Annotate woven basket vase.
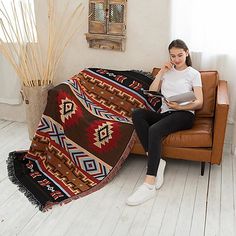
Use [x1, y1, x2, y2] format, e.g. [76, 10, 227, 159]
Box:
[21, 84, 53, 140]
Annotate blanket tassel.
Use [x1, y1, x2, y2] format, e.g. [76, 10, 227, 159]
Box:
[6, 151, 43, 211]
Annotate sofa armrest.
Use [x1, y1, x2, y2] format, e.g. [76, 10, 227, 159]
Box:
[211, 80, 229, 164]
[151, 67, 161, 77]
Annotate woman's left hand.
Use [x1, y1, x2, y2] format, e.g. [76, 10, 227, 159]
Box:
[165, 101, 181, 110]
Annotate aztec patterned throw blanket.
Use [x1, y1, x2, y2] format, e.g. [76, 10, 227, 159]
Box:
[7, 68, 161, 211]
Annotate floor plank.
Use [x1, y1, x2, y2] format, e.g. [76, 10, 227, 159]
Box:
[233, 149, 236, 235]
[219, 144, 235, 236]
[157, 160, 190, 236]
[0, 178, 18, 207]
[111, 160, 149, 236]
[204, 162, 222, 236]
[0, 120, 13, 129]
[174, 161, 202, 236]
[189, 163, 210, 236]
[143, 159, 179, 236]
[0, 185, 38, 236]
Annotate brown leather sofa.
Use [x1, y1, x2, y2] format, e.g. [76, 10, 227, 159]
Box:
[130, 68, 229, 175]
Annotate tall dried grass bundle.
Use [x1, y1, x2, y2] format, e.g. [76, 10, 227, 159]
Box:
[0, 0, 83, 87]
[0, 0, 83, 139]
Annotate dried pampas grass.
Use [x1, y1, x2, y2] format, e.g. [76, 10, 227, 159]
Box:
[0, 0, 84, 87]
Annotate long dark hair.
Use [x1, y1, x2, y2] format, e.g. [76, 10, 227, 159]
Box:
[168, 39, 192, 67]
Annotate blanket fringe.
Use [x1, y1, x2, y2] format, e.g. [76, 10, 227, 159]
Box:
[6, 151, 43, 211]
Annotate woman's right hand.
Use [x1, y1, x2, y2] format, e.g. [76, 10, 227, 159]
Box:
[150, 61, 173, 91]
[159, 62, 174, 74]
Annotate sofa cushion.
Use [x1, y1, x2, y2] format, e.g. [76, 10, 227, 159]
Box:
[162, 118, 213, 148]
[195, 71, 218, 117]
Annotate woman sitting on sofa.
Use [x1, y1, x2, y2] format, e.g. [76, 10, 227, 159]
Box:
[126, 39, 203, 206]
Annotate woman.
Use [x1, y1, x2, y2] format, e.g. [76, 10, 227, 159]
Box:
[126, 39, 203, 206]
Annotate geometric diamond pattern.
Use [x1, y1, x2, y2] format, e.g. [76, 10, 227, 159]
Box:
[83, 159, 97, 171]
[93, 121, 113, 148]
[57, 91, 83, 129]
[80, 158, 108, 180]
[59, 97, 77, 123]
[86, 119, 121, 153]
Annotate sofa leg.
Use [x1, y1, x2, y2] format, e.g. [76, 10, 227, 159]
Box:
[201, 162, 205, 176]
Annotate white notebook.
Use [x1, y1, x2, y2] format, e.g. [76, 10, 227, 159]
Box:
[143, 90, 196, 103]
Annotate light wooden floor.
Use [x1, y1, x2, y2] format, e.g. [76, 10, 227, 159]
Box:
[0, 120, 235, 236]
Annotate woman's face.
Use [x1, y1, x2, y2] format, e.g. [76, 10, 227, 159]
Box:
[169, 47, 188, 70]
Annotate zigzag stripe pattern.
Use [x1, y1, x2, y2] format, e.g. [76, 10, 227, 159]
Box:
[65, 79, 132, 124]
[82, 73, 144, 107]
[83, 68, 157, 111]
[68, 79, 131, 122]
[65, 143, 87, 166]
[38, 115, 111, 180]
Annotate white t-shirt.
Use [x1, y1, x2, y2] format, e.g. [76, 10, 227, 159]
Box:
[160, 66, 202, 113]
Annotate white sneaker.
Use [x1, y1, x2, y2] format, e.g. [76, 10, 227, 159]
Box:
[155, 159, 166, 189]
[126, 183, 156, 206]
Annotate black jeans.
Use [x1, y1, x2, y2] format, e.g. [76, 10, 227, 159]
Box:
[132, 108, 195, 176]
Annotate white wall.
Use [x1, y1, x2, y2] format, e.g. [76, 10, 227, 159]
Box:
[0, 55, 25, 122]
[54, 0, 171, 84]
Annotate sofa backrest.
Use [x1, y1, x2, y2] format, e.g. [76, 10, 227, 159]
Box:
[196, 71, 218, 117]
[151, 68, 219, 118]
